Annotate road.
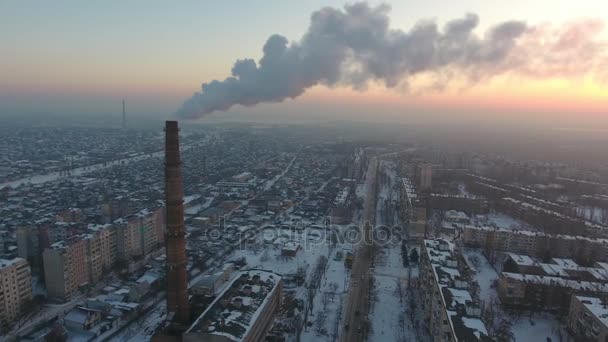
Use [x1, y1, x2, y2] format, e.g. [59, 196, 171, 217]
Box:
[340, 156, 378, 342]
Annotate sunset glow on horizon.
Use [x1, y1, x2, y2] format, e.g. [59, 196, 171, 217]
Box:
[1, 0, 607, 124]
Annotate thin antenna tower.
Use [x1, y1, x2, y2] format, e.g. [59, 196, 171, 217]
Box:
[122, 99, 126, 129]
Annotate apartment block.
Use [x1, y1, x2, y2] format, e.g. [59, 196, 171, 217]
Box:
[462, 225, 608, 262]
[114, 207, 164, 261]
[568, 296, 608, 341]
[419, 239, 492, 342]
[85, 224, 117, 284]
[184, 270, 283, 342]
[0, 258, 33, 324]
[43, 236, 90, 302]
[417, 163, 433, 191]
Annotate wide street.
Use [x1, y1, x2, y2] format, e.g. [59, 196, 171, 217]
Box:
[340, 156, 378, 342]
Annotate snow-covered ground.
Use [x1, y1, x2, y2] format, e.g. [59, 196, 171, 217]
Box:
[471, 212, 536, 231]
[368, 158, 429, 341]
[511, 313, 564, 342]
[370, 242, 424, 341]
[300, 249, 348, 342]
[577, 205, 607, 224]
[463, 248, 569, 341]
[462, 248, 499, 306]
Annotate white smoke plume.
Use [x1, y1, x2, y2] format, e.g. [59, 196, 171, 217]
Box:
[177, 2, 608, 118]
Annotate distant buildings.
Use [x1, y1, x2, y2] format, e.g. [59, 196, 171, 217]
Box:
[462, 225, 608, 263]
[16, 225, 41, 265]
[399, 177, 427, 241]
[0, 258, 33, 324]
[416, 163, 433, 191]
[184, 270, 283, 342]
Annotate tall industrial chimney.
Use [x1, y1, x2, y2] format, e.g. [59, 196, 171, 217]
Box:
[164, 120, 190, 324]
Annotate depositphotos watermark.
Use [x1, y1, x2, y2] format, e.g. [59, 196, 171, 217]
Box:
[203, 222, 404, 251]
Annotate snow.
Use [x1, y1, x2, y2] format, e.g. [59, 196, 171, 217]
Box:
[447, 288, 472, 306]
[463, 249, 499, 305]
[578, 205, 607, 224]
[462, 317, 488, 339]
[462, 248, 570, 341]
[511, 313, 563, 342]
[472, 212, 534, 231]
[299, 248, 348, 342]
[368, 159, 427, 341]
[369, 242, 423, 341]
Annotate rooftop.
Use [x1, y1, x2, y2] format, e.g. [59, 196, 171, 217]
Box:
[576, 296, 608, 329]
[186, 269, 282, 341]
[423, 239, 491, 342]
[0, 257, 26, 269]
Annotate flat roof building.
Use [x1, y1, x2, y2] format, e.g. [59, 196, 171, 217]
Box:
[184, 269, 283, 342]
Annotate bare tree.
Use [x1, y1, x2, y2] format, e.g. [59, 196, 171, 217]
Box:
[395, 279, 404, 304]
[395, 310, 410, 342]
[322, 291, 331, 310]
[328, 282, 339, 302]
[314, 311, 327, 336]
[408, 294, 417, 324]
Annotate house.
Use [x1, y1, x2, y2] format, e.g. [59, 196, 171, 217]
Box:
[281, 242, 302, 257]
[64, 306, 103, 331]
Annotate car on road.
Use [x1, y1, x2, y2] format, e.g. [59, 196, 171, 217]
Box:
[352, 280, 358, 287]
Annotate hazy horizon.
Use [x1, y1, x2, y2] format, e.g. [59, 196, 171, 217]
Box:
[1, 0, 607, 128]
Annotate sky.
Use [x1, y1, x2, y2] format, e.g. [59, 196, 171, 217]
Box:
[1, 0, 607, 126]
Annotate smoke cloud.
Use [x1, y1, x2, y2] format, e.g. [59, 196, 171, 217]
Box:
[177, 2, 608, 119]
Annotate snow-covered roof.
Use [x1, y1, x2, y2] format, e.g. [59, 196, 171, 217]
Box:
[0, 257, 27, 269]
[502, 272, 608, 292]
[186, 269, 282, 341]
[423, 239, 491, 341]
[576, 296, 608, 329]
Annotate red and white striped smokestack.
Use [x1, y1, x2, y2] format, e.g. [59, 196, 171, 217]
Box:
[164, 120, 190, 324]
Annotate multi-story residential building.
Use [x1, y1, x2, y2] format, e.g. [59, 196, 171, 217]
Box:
[462, 225, 608, 262]
[43, 236, 89, 302]
[567, 296, 608, 341]
[428, 193, 489, 215]
[135, 208, 158, 256]
[498, 270, 608, 312]
[419, 239, 492, 342]
[0, 258, 33, 324]
[16, 226, 40, 263]
[114, 207, 164, 261]
[84, 224, 116, 284]
[417, 163, 433, 191]
[500, 197, 606, 237]
[399, 177, 428, 242]
[184, 270, 283, 342]
[500, 253, 608, 313]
